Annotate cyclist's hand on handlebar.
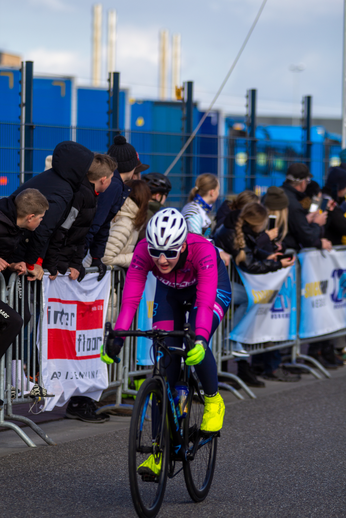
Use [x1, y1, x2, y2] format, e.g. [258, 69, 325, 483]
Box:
[107, 335, 124, 359]
[100, 344, 119, 364]
[100, 327, 124, 364]
[186, 341, 206, 366]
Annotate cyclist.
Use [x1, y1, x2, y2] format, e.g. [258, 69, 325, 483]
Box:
[101, 208, 231, 475]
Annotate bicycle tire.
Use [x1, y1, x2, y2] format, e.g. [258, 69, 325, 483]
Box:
[183, 377, 218, 502]
[128, 378, 169, 518]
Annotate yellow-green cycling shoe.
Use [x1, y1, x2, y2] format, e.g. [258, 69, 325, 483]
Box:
[137, 453, 162, 477]
[200, 392, 225, 432]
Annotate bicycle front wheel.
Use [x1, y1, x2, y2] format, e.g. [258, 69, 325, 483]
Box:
[128, 378, 169, 518]
[183, 378, 218, 502]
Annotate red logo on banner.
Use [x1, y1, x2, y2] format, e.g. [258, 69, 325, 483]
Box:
[47, 298, 104, 360]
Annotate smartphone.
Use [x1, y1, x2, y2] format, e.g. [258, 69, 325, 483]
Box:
[320, 198, 328, 212]
[280, 253, 294, 261]
[309, 196, 321, 213]
[268, 215, 277, 230]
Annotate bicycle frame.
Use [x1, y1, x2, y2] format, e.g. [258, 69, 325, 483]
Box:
[111, 325, 217, 465]
[152, 338, 190, 464]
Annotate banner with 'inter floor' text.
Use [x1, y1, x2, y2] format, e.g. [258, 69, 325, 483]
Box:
[40, 272, 110, 411]
[230, 264, 297, 344]
[299, 248, 346, 338]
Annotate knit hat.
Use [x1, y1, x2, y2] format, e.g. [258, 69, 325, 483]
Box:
[325, 166, 346, 190]
[263, 186, 289, 210]
[107, 135, 138, 173]
[286, 163, 312, 181]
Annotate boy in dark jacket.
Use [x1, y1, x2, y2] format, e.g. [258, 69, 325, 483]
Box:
[43, 154, 116, 281]
[84, 136, 138, 277]
[10, 141, 95, 281]
[0, 188, 49, 399]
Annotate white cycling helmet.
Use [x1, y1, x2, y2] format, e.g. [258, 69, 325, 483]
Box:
[146, 208, 188, 250]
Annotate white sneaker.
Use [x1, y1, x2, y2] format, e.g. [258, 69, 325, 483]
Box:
[232, 342, 250, 358]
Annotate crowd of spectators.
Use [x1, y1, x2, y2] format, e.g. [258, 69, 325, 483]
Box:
[0, 137, 345, 417]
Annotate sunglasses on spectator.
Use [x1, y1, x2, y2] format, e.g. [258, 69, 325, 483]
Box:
[148, 246, 182, 259]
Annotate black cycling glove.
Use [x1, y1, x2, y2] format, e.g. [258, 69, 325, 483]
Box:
[91, 258, 107, 281]
[77, 265, 86, 283]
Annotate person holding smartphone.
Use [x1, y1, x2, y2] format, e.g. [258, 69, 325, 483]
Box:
[281, 163, 332, 251]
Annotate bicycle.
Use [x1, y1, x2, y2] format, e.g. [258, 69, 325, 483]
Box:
[110, 324, 219, 518]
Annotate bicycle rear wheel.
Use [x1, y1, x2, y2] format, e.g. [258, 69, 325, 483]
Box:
[128, 378, 169, 518]
[183, 376, 218, 502]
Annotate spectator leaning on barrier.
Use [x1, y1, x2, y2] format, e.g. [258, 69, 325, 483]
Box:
[281, 163, 332, 252]
[10, 141, 95, 281]
[43, 154, 116, 282]
[102, 179, 151, 268]
[214, 202, 296, 386]
[213, 191, 261, 386]
[84, 136, 137, 277]
[253, 186, 300, 382]
[0, 188, 49, 403]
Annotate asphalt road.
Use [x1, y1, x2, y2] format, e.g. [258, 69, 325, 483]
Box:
[0, 368, 345, 518]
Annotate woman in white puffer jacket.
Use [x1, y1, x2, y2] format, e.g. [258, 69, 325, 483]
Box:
[102, 179, 151, 268]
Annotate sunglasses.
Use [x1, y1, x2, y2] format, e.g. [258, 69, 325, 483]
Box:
[148, 246, 182, 259]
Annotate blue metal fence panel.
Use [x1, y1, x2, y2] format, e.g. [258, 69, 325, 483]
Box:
[0, 69, 21, 195]
[32, 77, 73, 173]
[76, 87, 127, 152]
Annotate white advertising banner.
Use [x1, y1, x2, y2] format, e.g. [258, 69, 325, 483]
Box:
[299, 249, 346, 338]
[230, 265, 297, 344]
[40, 272, 111, 411]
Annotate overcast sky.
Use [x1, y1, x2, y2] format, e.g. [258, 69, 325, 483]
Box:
[0, 0, 343, 118]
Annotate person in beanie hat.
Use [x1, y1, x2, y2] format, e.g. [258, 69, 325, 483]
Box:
[280, 163, 331, 251]
[84, 136, 137, 277]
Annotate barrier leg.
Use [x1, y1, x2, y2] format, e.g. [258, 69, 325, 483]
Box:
[217, 372, 256, 399]
[283, 361, 322, 380]
[0, 416, 36, 448]
[297, 354, 331, 379]
[5, 412, 56, 445]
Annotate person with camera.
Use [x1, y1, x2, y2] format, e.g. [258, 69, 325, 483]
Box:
[280, 163, 331, 252]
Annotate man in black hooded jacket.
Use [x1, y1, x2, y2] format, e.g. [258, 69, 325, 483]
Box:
[10, 141, 95, 280]
[281, 163, 331, 251]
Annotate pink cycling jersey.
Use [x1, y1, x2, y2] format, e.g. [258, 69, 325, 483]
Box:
[114, 233, 219, 342]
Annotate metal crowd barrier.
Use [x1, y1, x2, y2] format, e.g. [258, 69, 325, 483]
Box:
[285, 246, 346, 379]
[0, 273, 55, 447]
[2, 247, 344, 448]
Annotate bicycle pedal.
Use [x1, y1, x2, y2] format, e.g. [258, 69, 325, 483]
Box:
[200, 430, 220, 438]
[140, 473, 159, 483]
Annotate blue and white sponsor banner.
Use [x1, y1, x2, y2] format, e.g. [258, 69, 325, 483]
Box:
[40, 272, 110, 411]
[136, 272, 156, 365]
[230, 265, 296, 344]
[299, 249, 346, 338]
